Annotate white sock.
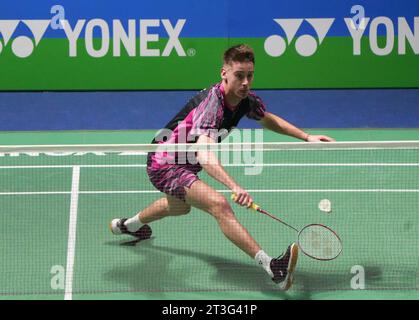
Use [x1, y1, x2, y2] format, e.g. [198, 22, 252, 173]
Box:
[255, 250, 273, 277]
[124, 213, 144, 232]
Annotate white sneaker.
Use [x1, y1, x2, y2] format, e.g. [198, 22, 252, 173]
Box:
[109, 218, 152, 239]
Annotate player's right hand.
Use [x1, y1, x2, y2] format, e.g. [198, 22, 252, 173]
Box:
[232, 187, 253, 208]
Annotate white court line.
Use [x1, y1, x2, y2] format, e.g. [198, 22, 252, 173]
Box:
[0, 191, 70, 195]
[80, 189, 419, 193]
[1, 189, 419, 196]
[0, 140, 418, 151]
[0, 163, 418, 169]
[64, 166, 80, 301]
[224, 163, 419, 167]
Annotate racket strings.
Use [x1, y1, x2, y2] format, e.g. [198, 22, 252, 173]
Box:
[298, 224, 342, 260]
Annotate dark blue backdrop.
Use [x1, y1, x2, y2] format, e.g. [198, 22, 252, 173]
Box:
[0, 89, 418, 130]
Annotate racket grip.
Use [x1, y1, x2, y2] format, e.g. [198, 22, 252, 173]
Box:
[230, 193, 260, 210]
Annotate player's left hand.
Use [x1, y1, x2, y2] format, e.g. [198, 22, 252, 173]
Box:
[306, 135, 335, 142]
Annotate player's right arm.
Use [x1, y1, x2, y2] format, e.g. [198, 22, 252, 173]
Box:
[196, 134, 252, 207]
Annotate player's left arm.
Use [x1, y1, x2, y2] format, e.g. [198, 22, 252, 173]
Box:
[258, 112, 335, 142]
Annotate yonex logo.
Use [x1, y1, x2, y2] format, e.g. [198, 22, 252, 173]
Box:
[60, 19, 187, 58]
[0, 20, 50, 58]
[0, 18, 188, 58]
[264, 18, 334, 57]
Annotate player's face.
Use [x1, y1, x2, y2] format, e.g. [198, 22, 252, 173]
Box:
[222, 61, 254, 100]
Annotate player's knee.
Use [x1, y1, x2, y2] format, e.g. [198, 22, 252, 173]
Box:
[209, 196, 233, 217]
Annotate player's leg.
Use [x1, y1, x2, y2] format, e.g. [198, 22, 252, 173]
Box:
[137, 194, 191, 223]
[185, 180, 298, 291]
[110, 195, 190, 236]
[184, 180, 261, 258]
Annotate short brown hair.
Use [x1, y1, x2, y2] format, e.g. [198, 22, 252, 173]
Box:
[223, 44, 255, 65]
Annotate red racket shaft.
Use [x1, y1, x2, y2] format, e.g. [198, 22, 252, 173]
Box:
[231, 194, 299, 233]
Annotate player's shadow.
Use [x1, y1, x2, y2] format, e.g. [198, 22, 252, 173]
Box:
[104, 238, 294, 297]
[280, 264, 418, 300]
[104, 238, 373, 300]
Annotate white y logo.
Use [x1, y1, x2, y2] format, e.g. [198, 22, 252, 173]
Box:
[0, 20, 50, 58]
[264, 18, 334, 57]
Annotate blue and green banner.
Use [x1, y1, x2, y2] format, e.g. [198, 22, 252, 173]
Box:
[0, 0, 418, 90]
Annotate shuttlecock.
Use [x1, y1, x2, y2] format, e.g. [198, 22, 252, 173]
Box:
[318, 199, 332, 213]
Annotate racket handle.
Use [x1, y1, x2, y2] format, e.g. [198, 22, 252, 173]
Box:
[230, 193, 260, 210]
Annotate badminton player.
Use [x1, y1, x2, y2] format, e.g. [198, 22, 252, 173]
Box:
[110, 44, 334, 291]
